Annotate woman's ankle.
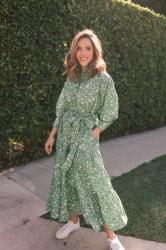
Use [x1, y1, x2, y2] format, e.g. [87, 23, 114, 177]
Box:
[107, 232, 116, 240]
[70, 214, 79, 224]
[103, 224, 116, 240]
[107, 234, 116, 240]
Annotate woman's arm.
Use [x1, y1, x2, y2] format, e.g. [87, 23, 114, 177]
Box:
[52, 85, 67, 129]
[97, 73, 119, 132]
[48, 127, 58, 139]
[45, 82, 67, 154]
[45, 127, 58, 155]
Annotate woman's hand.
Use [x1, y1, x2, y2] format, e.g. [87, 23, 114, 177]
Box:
[45, 127, 58, 155]
[92, 127, 102, 140]
[45, 136, 55, 155]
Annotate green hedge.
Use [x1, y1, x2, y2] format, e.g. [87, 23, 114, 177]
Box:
[0, 0, 166, 170]
[131, 0, 166, 16]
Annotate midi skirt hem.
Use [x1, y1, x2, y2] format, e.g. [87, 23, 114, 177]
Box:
[46, 204, 128, 232]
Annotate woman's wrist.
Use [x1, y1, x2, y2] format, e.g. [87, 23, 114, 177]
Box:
[49, 127, 58, 139]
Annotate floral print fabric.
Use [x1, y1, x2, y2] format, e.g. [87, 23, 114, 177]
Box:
[46, 71, 128, 232]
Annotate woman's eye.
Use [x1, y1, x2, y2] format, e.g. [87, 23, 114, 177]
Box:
[77, 47, 91, 51]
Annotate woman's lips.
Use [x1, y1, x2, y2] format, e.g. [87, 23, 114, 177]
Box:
[80, 57, 88, 61]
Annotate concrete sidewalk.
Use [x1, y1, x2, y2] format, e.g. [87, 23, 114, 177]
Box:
[0, 126, 166, 250]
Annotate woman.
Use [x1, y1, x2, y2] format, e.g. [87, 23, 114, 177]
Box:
[45, 29, 128, 250]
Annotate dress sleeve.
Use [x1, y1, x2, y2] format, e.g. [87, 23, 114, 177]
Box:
[97, 73, 119, 132]
[52, 83, 67, 129]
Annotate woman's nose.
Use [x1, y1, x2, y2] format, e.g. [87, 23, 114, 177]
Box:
[80, 49, 87, 56]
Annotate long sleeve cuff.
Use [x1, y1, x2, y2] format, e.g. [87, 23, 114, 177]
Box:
[98, 116, 118, 132]
[52, 117, 60, 129]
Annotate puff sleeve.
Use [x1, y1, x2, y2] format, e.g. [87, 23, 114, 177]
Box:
[97, 73, 119, 132]
[52, 83, 67, 129]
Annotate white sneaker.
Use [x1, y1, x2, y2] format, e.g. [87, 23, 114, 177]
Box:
[107, 235, 125, 250]
[56, 217, 80, 239]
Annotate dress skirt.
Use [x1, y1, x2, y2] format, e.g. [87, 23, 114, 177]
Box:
[46, 110, 128, 232]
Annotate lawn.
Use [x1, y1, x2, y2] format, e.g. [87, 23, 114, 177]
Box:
[114, 154, 166, 243]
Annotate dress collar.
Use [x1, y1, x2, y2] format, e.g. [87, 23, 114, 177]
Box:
[80, 65, 91, 80]
[80, 70, 89, 80]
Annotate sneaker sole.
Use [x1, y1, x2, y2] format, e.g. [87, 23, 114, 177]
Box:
[56, 227, 80, 239]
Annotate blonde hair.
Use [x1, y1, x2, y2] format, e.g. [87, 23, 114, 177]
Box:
[64, 29, 106, 81]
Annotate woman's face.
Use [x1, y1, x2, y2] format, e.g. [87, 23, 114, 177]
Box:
[76, 37, 94, 70]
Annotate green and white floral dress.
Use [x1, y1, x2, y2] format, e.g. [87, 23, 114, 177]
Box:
[46, 70, 128, 232]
